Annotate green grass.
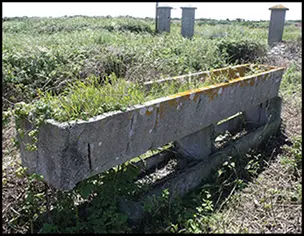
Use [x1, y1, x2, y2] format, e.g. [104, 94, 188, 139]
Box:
[5, 16, 293, 108]
[8, 64, 270, 124]
[4, 17, 300, 110]
[280, 62, 302, 98]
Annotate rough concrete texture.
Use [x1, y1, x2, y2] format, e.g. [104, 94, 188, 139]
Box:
[243, 101, 269, 128]
[214, 112, 244, 135]
[18, 119, 39, 173]
[157, 6, 172, 33]
[268, 8, 288, 46]
[175, 124, 213, 160]
[133, 150, 173, 177]
[19, 65, 285, 190]
[181, 7, 196, 38]
[119, 98, 282, 222]
[175, 96, 281, 163]
[144, 64, 250, 90]
[244, 95, 282, 127]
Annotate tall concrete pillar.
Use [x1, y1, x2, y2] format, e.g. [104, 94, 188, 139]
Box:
[268, 4, 289, 46]
[156, 6, 173, 33]
[181, 7, 197, 38]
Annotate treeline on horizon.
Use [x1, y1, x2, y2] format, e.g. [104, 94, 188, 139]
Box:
[2, 15, 302, 23]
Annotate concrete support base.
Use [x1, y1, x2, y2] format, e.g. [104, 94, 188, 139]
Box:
[174, 97, 282, 168]
[119, 100, 282, 222]
[175, 124, 214, 161]
[243, 96, 282, 128]
[243, 101, 269, 128]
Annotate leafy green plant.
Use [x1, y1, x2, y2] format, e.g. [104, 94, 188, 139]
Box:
[280, 63, 302, 97]
[11, 161, 144, 234]
[217, 39, 267, 64]
[281, 135, 302, 170]
[4, 15, 291, 109]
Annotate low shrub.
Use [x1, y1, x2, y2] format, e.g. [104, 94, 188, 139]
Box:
[217, 39, 267, 64]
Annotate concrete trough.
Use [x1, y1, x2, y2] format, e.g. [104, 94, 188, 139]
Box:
[18, 64, 285, 190]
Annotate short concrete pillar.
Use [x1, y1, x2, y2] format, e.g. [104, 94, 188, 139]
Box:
[175, 124, 214, 162]
[243, 96, 282, 128]
[156, 6, 173, 33]
[268, 4, 289, 46]
[181, 7, 197, 38]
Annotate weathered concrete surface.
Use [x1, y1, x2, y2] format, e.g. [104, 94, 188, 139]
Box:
[18, 119, 37, 173]
[144, 64, 273, 90]
[243, 101, 268, 128]
[133, 150, 173, 177]
[181, 7, 197, 38]
[19, 65, 285, 190]
[175, 125, 213, 160]
[19, 119, 72, 189]
[174, 97, 281, 168]
[268, 5, 289, 46]
[214, 112, 244, 135]
[119, 108, 282, 222]
[157, 6, 172, 33]
[244, 96, 282, 128]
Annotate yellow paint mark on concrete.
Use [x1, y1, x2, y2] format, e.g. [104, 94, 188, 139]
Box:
[167, 98, 179, 107]
[249, 78, 255, 86]
[193, 93, 200, 102]
[128, 111, 134, 120]
[159, 103, 166, 120]
[146, 109, 153, 116]
[162, 66, 284, 112]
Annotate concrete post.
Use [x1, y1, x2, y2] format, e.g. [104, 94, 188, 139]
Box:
[156, 6, 173, 33]
[155, 2, 159, 33]
[268, 4, 289, 46]
[181, 7, 197, 38]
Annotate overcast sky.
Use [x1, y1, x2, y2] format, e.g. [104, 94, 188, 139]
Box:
[2, 2, 302, 21]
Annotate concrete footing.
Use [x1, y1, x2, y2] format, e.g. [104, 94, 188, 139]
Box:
[119, 97, 282, 222]
[175, 124, 214, 161]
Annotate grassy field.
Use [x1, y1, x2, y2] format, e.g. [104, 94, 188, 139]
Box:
[3, 17, 300, 109]
[2, 16, 302, 234]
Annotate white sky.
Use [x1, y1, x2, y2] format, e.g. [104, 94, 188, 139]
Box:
[2, 2, 302, 21]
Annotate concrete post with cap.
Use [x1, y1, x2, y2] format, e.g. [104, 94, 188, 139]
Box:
[156, 6, 173, 33]
[181, 7, 197, 38]
[268, 4, 289, 46]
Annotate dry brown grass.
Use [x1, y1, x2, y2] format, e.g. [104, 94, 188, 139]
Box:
[208, 132, 302, 233]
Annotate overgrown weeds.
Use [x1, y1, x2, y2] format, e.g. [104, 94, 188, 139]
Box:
[4, 16, 289, 109]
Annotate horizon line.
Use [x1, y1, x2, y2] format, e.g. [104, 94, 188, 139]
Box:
[2, 15, 302, 22]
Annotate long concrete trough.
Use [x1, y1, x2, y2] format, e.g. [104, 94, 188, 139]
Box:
[18, 64, 285, 190]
